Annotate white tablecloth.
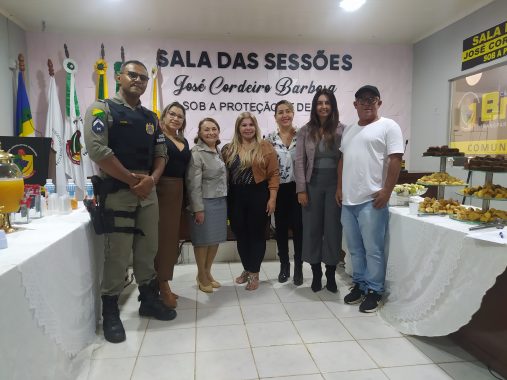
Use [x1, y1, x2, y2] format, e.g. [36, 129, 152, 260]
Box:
[379, 207, 507, 336]
[0, 208, 102, 380]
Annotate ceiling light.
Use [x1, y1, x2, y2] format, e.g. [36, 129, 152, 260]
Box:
[465, 72, 482, 86]
[339, 0, 366, 12]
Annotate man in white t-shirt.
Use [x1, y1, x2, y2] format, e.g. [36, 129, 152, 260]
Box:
[336, 85, 404, 313]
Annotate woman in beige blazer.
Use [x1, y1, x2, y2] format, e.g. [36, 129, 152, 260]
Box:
[186, 118, 228, 293]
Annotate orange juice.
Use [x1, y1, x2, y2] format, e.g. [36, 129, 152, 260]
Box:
[0, 178, 24, 213]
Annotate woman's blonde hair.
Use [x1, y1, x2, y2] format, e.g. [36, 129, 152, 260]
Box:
[274, 99, 294, 115]
[225, 112, 264, 170]
[274, 99, 296, 134]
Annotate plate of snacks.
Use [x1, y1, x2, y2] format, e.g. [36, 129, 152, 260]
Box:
[422, 145, 465, 157]
[417, 197, 462, 215]
[391, 184, 428, 206]
[417, 172, 466, 186]
[450, 207, 507, 223]
[464, 155, 507, 172]
[393, 183, 428, 197]
[458, 184, 507, 200]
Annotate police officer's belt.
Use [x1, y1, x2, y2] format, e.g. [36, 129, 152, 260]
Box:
[85, 175, 144, 236]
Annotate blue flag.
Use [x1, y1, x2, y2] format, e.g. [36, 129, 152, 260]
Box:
[15, 71, 35, 137]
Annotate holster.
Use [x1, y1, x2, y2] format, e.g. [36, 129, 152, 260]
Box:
[85, 175, 144, 236]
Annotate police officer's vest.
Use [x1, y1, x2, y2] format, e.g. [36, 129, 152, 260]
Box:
[105, 99, 158, 172]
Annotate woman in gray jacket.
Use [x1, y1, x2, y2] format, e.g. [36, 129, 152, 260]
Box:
[294, 88, 344, 293]
[186, 118, 228, 293]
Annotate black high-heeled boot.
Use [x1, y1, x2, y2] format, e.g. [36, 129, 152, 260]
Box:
[325, 265, 338, 293]
[311, 264, 323, 292]
[278, 261, 290, 283]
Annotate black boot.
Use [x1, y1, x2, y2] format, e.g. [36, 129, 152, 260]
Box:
[138, 279, 177, 321]
[293, 261, 303, 286]
[311, 264, 323, 292]
[278, 261, 290, 283]
[325, 265, 338, 293]
[101, 295, 126, 343]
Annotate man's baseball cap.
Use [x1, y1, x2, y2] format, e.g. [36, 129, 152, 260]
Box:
[355, 85, 380, 98]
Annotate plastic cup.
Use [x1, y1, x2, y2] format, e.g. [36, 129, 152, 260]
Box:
[58, 195, 72, 214]
[409, 202, 419, 215]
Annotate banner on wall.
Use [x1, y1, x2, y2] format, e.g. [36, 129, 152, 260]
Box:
[450, 63, 507, 155]
[26, 37, 413, 150]
[461, 20, 507, 71]
[0, 137, 51, 184]
[151, 48, 353, 140]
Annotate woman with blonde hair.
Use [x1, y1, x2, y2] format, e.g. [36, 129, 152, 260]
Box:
[156, 102, 191, 307]
[223, 112, 280, 290]
[186, 118, 228, 293]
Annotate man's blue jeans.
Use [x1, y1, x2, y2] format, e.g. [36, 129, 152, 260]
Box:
[341, 201, 389, 293]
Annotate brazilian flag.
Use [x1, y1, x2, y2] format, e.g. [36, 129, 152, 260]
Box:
[15, 71, 35, 137]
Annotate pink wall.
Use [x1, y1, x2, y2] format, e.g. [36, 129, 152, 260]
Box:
[26, 32, 412, 149]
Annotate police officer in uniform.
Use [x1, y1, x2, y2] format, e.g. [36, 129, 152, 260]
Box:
[84, 60, 176, 343]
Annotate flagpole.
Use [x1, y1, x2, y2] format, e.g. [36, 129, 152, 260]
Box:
[47, 59, 54, 77]
[18, 53, 26, 84]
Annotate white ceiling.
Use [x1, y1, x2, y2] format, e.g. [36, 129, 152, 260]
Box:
[0, 0, 496, 44]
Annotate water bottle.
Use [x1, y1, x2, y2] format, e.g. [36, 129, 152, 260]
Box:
[84, 180, 96, 208]
[44, 179, 57, 215]
[44, 179, 55, 195]
[66, 180, 78, 210]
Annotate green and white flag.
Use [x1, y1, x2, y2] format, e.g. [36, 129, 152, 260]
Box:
[63, 58, 96, 191]
[114, 61, 122, 93]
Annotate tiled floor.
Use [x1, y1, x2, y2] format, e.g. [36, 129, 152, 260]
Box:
[80, 261, 504, 380]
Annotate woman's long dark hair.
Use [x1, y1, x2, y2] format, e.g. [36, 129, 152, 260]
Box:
[308, 88, 339, 149]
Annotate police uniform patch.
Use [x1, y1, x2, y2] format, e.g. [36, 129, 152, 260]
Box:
[92, 108, 105, 119]
[92, 117, 105, 134]
[156, 133, 166, 143]
[146, 122, 155, 135]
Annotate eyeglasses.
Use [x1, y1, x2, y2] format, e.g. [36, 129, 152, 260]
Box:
[124, 71, 150, 82]
[357, 97, 379, 105]
[167, 111, 184, 121]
